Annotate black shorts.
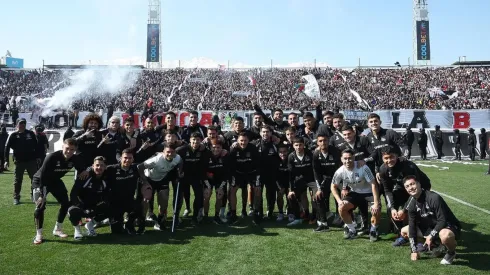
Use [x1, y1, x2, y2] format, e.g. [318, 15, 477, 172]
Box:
[148, 178, 171, 192]
[344, 192, 377, 209]
[231, 174, 257, 189]
[420, 223, 462, 241]
[207, 179, 228, 190]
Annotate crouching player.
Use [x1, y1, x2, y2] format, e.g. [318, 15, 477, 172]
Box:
[31, 138, 89, 244]
[203, 139, 229, 224]
[105, 149, 144, 235]
[401, 176, 461, 265]
[68, 156, 111, 239]
[331, 149, 381, 241]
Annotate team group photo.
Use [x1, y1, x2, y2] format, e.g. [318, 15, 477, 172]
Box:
[0, 0, 489, 274]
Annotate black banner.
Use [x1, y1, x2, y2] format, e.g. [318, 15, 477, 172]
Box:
[146, 24, 160, 62]
[416, 20, 431, 61]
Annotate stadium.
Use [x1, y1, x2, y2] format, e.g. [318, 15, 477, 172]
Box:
[0, 0, 489, 274]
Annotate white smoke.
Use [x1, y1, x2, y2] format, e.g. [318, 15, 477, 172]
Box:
[41, 67, 141, 116]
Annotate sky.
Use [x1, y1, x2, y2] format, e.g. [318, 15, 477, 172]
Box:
[1, 0, 489, 68]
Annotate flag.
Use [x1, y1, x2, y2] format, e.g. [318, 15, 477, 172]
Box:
[294, 83, 305, 92]
[247, 76, 256, 86]
[349, 89, 370, 109]
[218, 64, 226, 71]
[301, 74, 321, 99]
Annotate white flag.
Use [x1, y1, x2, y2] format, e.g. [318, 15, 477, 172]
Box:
[301, 74, 321, 99]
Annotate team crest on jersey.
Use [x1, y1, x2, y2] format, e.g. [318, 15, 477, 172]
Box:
[246, 152, 250, 158]
[16, 134, 20, 138]
[116, 169, 120, 175]
[304, 156, 310, 161]
[388, 171, 392, 177]
[236, 152, 240, 157]
[381, 137, 386, 142]
[186, 152, 190, 157]
[328, 155, 334, 161]
[196, 152, 201, 157]
[56, 161, 60, 167]
[129, 169, 133, 174]
[269, 148, 274, 154]
[209, 159, 213, 163]
[219, 158, 222, 163]
[67, 162, 73, 168]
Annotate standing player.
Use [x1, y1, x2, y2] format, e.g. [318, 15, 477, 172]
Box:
[181, 111, 207, 143]
[312, 133, 339, 232]
[479, 128, 487, 160]
[137, 143, 183, 231]
[286, 138, 315, 227]
[228, 132, 260, 224]
[68, 156, 111, 239]
[204, 139, 229, 224]
[31, 138, 89, 244]
[402, 126, 414, 159]
[331, 149, 381, 241]
[418, 128, 428, 160]
[468, 128, 476, 161]
[275, 144, 290, 221]
[403, 176, 461, 265]
[433, 125, 444, 159]
[176, 132, 212, 224]
[99, 116, 123, 165]
[72, 113, 104, 168]
[453, 129, 461, 161]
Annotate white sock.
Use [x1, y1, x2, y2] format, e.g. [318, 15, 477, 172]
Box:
[74, 225, 82, 234]
[36, 228, 43, 236]
[55, 222, 63, 230]
[347, 223, 356, 232]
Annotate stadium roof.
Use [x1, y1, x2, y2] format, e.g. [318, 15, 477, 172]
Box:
[44, 65, 145, 69]
[451, 61, 490, 66]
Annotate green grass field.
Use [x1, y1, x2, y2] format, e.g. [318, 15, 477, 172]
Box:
[0, 160, 489, 275]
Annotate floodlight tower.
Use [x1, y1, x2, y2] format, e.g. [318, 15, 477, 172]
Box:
[147, 0, 162, 68]
[413, 0, 431, 65]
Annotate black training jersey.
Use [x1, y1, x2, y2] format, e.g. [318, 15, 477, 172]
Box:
[378, 159, 431, 211]
[207, 153, 230, 183]
[99, 129, 124, 165]
[181, 124, 207, 143]
[406, 190, 460, 253]
[223, 130, 260, 150]
[70, 172, 110, 209]
[454, 133, 461, 145]
[32, 150, 86, 188]
[229, 143, 260, 175]
[138, 128, 162, 162]
[468, 133, 476, 147]
[73, 129, 104, 167]
[277, 158, 289, 187]
[366, 128, 407, 170]
[4, 129, 38, 162]
[251, 139, 280, 177]
[312, 150, 340, 189]
[104, 164, 140, 201]
[176, 145, 212, 180]
[287, 150, 314, 189]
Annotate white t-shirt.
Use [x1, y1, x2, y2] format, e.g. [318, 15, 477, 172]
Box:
[144, 154, 181, 181]
[332, 162, 375, 194]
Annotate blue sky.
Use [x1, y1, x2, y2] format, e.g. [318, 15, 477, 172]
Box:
[1, 0, 489, 68]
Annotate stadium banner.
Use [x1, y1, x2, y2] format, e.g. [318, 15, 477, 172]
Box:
[146, 24, 160, 62]
[5, 109, 490, 132]
[416, 20, 431, 60]
[5, 57, 24, 68]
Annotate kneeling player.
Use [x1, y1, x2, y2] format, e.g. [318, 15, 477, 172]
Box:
[68, 156, 111, 239]
[105, 149, 143, 235]
[331, 149, 381, 241]
[402, 176, 461, 265]
[31, 138, 89, 244]
[203, 139, 229, 224]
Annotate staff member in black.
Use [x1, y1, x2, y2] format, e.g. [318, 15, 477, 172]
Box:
[453, 129, 461, 161]
[31, 138, 89, 244]
[434, 125, 444, 159]
[479, 128, 487, 160]
[418, 128, 428, 160]
[0, 126, 9, 173]
[468, 128, 476, 161]
[403, 126, 414, 159]
[5, 118, 39, 205]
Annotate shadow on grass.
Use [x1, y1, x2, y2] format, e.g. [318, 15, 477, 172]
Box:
[452, 221, 490, 271]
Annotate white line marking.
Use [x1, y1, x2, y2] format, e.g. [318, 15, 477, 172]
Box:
[433, 190, 490, 215]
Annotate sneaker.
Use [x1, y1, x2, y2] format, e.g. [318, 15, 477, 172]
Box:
[33, 235, 43, 245]
[241, 210, 248, 218]
[85, 221, 97, 236]
[13, 199, 20, 205]
[253, 213, 262, 225]
[343, 227, 357, 239]
[276, 213, 284, 222]
[416, 243, 428, 253]
[369, 230, 378, 242]
[74, 226, 83, 240]
[392, 237, 409, 247]
[430, 244, 447, 258]
[287, 214, 295, 223]
[228, 215, 239, 225]
[440, 252, 456, 265]
[314, 224, 330, 233]
[266, 211, 273, 219]
[53, 229, 68, 238]
[153, 223, 162, 231]
[213, 216, 223, 225]
[183, 209, 191, 217]
[136, 227, 145, 235]
[197, 208, 204, 223]
[326, 211, 334, 220]
[125, 224, 136, 235]
[287, 219, 302, 227]
[357, 227, 370, 236]
[219, 213, 228, 224]
[248, 209, 254, 217]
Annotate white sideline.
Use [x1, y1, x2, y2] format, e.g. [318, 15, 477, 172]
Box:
[433, 190, 490, 215]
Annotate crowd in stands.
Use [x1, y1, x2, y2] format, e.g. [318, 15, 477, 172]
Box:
[0, 66, 489, 113]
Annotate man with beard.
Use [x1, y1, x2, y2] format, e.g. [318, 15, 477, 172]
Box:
[298, 112, 320, 151]
[228, 132, 260, 224]
[418, 128, 428, 160]
[202, 126, 226, 150]
[5, 118, 39, 205]
[181, 111, 207, 143]
[204, 139, 229, 224]
[224, 117, 260, 150]
[117, 117, 141, 159]
[331, 149, 381, 241]
[156, 111, 182, 140]
[453, 129, 461, 161]
[137, 144, 183, 231]
[317, 111, 336, 140]
[138, 117, 162, 162]
[251, 126, 280, 222]
[68, 156, 111, 239]
[72, 113, 104, 169]
[250, 112, 265, 136]
[176, 132, 212, 224]
[402, 126, 415, 159]
[253, 105, 290, 140]
[479, 128, 487, 160]
[105, 149, 143, 235]
[377, 146, 432, 245]
[403, 176, 461, 265]
[98, 116, 124, 165]
[312, 133, 339, 232]
[433, 125, 444, 159]
[328, 113, 347, 155]
[31, 138, 89, 244]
